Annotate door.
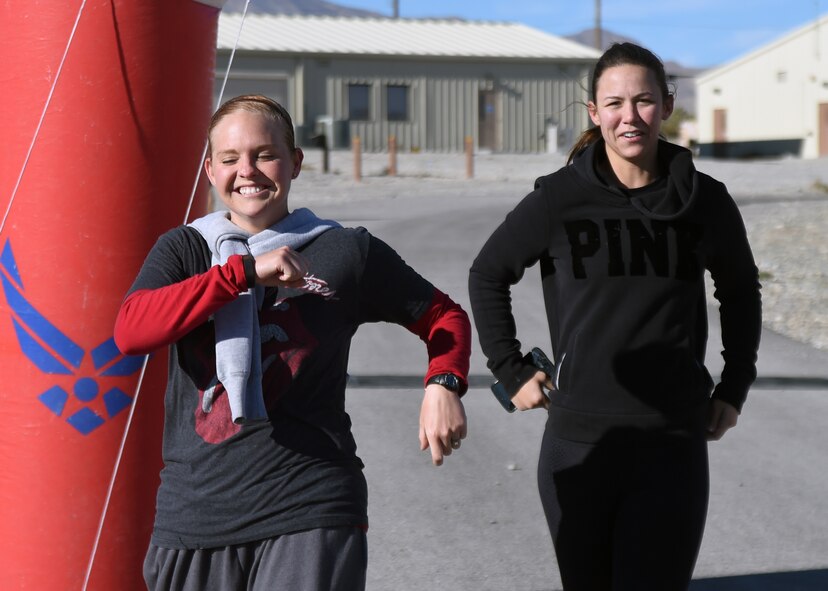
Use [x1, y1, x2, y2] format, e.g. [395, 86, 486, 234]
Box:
[819, 103, 828, 157]
[713, 108, 727, 158]
[713, 109, 727, 142]
[478, 90, 498, 151]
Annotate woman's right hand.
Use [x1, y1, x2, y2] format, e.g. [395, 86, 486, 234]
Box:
[510, 370, 552, 411]
[254, 246, 309, 288]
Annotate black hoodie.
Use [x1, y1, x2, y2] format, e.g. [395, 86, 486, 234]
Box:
[468, 140, 761, 442]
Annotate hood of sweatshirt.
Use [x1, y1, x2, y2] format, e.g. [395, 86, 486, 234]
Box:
[571, 139, 698, 221]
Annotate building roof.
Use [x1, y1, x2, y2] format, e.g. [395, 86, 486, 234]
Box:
[217, 14, 602, 61]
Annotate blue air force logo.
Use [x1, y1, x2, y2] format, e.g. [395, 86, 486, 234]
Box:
[0, 240, 145, 435]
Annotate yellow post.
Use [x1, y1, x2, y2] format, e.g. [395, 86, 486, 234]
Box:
[388, 135, 397, 177]
[465, 135, 474, 179]
[353, 136, 362, 182]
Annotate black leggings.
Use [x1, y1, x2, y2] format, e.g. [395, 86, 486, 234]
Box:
[537, 427, 709, 591]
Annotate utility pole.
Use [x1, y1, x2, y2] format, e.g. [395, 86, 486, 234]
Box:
[594, 0, 602, 50]
[393, 0, 399, 18]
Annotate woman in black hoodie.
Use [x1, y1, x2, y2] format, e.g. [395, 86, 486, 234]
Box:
[468, 43, 761, 590]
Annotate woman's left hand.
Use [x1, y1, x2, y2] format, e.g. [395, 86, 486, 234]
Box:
[706, 399, 739, 441]
[419, 385, 467, 466]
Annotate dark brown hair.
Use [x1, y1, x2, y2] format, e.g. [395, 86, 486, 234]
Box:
[207, 94, 296, 156]
[567, 43, 671, 163]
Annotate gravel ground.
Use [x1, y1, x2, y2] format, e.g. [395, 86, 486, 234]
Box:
[693, 156, 828, 352]
[294, 148, 828, 352]
[738, 198, 828, 350]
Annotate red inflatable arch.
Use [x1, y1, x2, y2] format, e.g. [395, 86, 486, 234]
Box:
[0, 1, 221, 587]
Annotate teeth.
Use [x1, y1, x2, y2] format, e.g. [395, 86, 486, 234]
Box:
[239, 186, 264, 195]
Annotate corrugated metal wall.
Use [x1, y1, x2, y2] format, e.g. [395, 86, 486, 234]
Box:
[219, 53, 594, 154]
[498, 74, 588, 153]
[424, 77, 477, 152]
[326, 69, 591, 153]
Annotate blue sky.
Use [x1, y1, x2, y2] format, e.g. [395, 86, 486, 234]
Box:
[336, 0, 825, 69]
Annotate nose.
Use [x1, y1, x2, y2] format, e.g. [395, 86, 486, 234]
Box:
[621, 101, 640, 124]
[238, 156, 257, 177]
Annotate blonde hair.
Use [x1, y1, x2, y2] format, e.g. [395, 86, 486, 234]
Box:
[207, 94, 296, 156]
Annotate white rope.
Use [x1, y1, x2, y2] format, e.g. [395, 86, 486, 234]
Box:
[0, 0, 89, 238]
[183, 0, 253, 223]
[81, 356, 150, 591]
[83, 1, 253, 587]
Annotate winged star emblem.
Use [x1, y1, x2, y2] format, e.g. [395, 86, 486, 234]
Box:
[0, 239, 145, 435]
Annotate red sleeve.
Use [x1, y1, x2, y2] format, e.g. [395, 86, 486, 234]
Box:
[114, 254, 250, 355]
[405, 289, 472, 396]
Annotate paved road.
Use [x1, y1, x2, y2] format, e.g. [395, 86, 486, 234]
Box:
[298, 176, 828, 591]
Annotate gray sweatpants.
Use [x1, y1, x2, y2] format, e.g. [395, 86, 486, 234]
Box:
[143, 527, 367, 591]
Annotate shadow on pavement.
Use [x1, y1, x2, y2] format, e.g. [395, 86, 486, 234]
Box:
[690, 568, 828, 590]
[347, 374, 828, 390]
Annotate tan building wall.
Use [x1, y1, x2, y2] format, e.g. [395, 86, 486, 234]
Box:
[697, 14, 828, 159]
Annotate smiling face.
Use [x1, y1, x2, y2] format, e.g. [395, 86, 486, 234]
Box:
[588, 63, 673, 178]
[205, 109, 303, 234]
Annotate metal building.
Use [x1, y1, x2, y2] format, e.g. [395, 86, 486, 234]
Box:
[696, 13, 828, 159]
[214, 14, 601, 153]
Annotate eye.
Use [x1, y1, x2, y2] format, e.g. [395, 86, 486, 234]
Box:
[258, 152, 276, 161]
[221, 158, 238, 165]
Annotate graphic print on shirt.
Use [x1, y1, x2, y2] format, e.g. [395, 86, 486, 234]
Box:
[195, 297, 320, 444]
[563, 218, 703, 280]
[300, 274, 337, 299]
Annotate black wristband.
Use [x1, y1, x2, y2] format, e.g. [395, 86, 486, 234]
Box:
[426, 373, 462, 393]
[242, 254, 257, 288]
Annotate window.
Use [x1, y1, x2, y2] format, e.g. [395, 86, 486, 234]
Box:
[386, 85, 409, 121]
[348, 84, 371, 121]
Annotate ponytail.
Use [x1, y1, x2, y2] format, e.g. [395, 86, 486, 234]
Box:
[567, 127, 601, 164]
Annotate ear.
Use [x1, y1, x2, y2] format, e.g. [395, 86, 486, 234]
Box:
[662, 94, 675, 121]
[291, 147, 304, 180]
[588, 101, 601, 127]
[204, 157, 216, 186]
